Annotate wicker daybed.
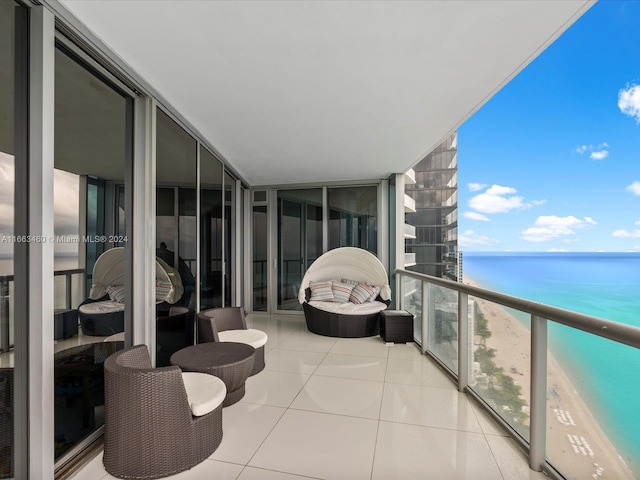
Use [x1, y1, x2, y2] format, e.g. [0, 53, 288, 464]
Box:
[298, 247, 391, 338]
[79, 247, 184, 336]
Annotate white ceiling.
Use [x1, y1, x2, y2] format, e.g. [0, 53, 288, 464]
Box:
[57, 0, 593, 186]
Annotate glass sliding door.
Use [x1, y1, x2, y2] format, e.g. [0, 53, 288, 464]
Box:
[328, 186, 378, 253]
[53, 43, 132, 462]
[199, 147, 223, 310]
[0, 2, 27, 476]
[252, 205, 268, 312]
[156, 109, 197, 311]
[223, 172, 236, 307]
[276, 189, 322, 311]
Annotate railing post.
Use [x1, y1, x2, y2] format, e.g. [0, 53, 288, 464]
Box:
[458, 292, 469, 392]
[421, 281, 429, 355]
[65, 273, 72, 309]
[530, 314, 548, 471]
[396, 271, 403, 311]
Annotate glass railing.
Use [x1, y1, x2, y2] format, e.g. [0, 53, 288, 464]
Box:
[396, 269, 640, 479]
[0, 268, 85, 353]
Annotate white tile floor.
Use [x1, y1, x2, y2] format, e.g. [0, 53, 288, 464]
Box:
[71, 314, 548, 480]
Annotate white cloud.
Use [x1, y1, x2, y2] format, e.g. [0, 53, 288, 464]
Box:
[463, 211, 490, 222]
[521, 215, 596, 242]
[612, 229, 640, 238]
[635, 219, 640, 226]
[626, 181, 640, 196]
[618, 84, 640, 123]
[547, 248, 569, 252]
[485, 185, 516, 196]
[467, 183, 486, 192]
[53, 169, 80, 236]
[458, 229, 498, 248]
[468, 184, 543, 214]
[575, 143, 609, 160]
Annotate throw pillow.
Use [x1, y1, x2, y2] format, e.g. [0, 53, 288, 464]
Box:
[331, 280, 355, 303]
[309, 280, 334, 302]
[106, 284, 126, 303]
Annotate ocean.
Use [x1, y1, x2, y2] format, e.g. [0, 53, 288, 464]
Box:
[464, 252, 640, 474]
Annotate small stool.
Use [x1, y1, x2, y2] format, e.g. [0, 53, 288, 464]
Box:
[380, 310, 414, 343]
[54, 309, 78, 340]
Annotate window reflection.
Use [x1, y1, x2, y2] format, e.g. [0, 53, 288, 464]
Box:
[0, 2, 20, 477]
[328, 186, 377, 253]
[199, 147, 223, 309]
[53, 44, 131, 461]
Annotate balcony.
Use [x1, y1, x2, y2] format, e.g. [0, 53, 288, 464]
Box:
[403, 223, 416, 239]
[404, 252, 416, 268]
[71, 313, 544, 480]
[404, 194, 416, 213]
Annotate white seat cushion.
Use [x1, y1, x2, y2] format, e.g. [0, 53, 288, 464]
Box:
[181, 372, 226, 417]
[218, 329, 268, 349]
[308, 300, 388, 315]
[79, 300, 125, 314]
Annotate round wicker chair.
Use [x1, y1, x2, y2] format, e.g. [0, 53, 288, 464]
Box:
[103, 345, 225, 479]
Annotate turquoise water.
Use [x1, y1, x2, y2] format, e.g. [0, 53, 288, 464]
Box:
[464, 252, 640, 475]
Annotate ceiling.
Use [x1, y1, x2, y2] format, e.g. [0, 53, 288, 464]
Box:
[56, 0, 593, 187]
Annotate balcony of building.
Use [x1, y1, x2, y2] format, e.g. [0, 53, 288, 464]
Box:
[69, 313, 546, 480]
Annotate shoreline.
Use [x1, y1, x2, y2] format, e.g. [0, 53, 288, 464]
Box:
[465, 276, 634, 479]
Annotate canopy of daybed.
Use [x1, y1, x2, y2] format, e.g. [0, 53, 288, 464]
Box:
[298, 247, 391, 303]
[88, 247, 184, 304]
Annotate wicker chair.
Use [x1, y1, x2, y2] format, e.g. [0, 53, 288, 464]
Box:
[103, 345, 225, 479]
[197, 307, 267, 375]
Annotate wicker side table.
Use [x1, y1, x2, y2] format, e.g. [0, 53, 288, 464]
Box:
[170, 342, 255, 406]
[380, 310, 414, 343]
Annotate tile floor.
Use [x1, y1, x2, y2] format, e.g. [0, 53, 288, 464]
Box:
[71, 314, 548, 480]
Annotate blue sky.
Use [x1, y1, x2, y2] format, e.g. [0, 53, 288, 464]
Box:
[458, 0, 640, 252]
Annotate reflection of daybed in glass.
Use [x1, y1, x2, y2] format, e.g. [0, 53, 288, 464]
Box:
[78, 247, 184, 336]
[298, 247, 391, 338]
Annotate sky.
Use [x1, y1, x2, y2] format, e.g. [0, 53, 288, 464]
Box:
[458, 0, 640, 253]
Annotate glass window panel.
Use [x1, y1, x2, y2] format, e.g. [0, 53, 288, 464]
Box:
[328, 186, 377, 253]
[199, 147, 223, 310]
[156, 109, 196, 309]
[277, 189, 322, 311]
[54, 44, 131, 461]
[252, 205, 267, 312]
[224, 172, 235, 307]
[0, 2, 20, 476]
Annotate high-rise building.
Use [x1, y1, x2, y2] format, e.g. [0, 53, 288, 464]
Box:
[405, 132, 459, 280]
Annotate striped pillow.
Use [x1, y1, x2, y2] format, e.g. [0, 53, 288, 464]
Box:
[349, 283, 380, 304]
[366, 284, 382, 302]
[156, 281, 173, 302]
[106, 284, 125, 303]
[309, 280, 334, 302]
[331, 280, 355, 303]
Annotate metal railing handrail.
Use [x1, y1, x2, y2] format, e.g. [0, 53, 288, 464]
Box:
[396, 268, 640, 477]
[396, 268, 640, 349]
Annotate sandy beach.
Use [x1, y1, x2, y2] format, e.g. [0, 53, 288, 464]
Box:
[466, 277, 635, 480]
